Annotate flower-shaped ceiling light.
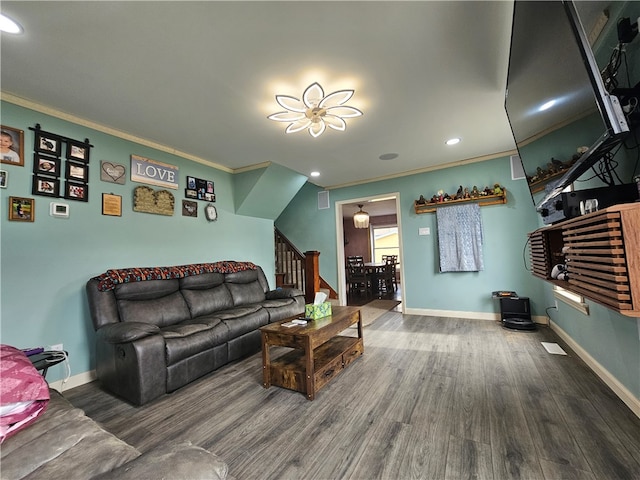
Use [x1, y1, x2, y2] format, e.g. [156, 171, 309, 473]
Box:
[268, 82, 363, 138]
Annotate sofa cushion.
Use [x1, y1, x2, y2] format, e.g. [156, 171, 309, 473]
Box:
[181, 283, 234, 318]
[226, 280, 265, 306]
[179, 272, 225, 290]
[221, 308, 269, 338]
[163, 318, 229, 365]
[0, 390, 140, 479]
[94, 441, 229, 480]
[114, 279, 180, 300]
[118, 291, 191, 327]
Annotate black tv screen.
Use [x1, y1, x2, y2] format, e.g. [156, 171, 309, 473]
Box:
[505, 0, 629, 210]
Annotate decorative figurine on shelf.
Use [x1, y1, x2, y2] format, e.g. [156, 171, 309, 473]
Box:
[437, 189, 445, 202]
[416, 195, 427, 205]
[463, 187, 471, 199]
[430, 194, 439, 203]
[493, 184, 503, 195]
[471, 185, 480, 198]
[455, 185, 464, 200]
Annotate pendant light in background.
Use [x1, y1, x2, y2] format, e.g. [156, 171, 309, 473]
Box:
[353, 204, 369, 228]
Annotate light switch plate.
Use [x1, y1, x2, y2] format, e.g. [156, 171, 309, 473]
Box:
[419, 227, 430, 236]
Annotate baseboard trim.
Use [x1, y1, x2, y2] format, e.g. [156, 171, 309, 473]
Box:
[550, 320, 640, 419]
[50, 370, 97, 393]
[403, 308, 548, 325]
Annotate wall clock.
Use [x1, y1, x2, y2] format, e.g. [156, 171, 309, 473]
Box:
[205, 203, 217, 222]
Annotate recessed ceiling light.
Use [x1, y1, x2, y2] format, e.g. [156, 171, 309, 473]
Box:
[310, 171, 320, 177]
[445, 137, 461, 145]
[379, 153, 399, 160]
[539, 99, 556, 111]
[0, 14, 22, 34]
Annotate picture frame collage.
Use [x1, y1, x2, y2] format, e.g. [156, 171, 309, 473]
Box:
[31, 125, 91, 202]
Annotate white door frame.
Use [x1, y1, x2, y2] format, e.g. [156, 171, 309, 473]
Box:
[335, 192, 405, 311]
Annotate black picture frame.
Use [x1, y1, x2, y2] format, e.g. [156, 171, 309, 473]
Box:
[32, 175, 60, 197]
[66, 161, 89, 182]
[185, 188, 197, 199]
[66, 140, 90, 163]
[35, 132, 62, 157]
[64, 181, 89, 202]
[33, 154, 61, 177]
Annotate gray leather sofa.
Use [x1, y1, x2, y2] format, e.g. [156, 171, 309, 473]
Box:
[86, 263, 305, 405]
[1, 389, 230, 479]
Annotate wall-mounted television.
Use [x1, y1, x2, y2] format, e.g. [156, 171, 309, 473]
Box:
[505, 0, 630, 211]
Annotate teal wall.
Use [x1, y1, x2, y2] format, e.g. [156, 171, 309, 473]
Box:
[0, 101, 276, 383]
[277, 154, 640, 401]
[277, 156, 545, 313]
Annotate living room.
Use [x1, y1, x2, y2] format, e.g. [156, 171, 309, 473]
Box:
[1, 1, 640, 478]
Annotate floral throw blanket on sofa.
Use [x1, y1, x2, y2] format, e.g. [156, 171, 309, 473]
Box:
[0, 345, 50, 443]
[93, 260, 257, 291]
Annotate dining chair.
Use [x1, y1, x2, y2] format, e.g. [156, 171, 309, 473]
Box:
[347, 263, 370, 294]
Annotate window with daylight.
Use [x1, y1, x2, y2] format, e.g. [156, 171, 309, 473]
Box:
[372, 226, 399, 264]
[553, 285, 589, 315]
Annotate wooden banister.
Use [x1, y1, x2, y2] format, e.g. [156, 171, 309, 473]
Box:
[274, 228, 337, 302]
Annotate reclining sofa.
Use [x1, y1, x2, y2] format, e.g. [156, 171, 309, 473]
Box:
[86, 261, 305, 405]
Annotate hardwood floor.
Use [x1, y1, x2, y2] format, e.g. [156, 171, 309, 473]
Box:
[65, 311, 640, 479]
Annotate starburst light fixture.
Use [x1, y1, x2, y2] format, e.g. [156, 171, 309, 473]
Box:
[268, 82, 363, 138]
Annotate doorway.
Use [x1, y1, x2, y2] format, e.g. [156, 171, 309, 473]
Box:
[335, 194, 404, 310]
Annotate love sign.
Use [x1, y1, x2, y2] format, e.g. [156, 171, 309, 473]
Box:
[130, 155, 179, 190]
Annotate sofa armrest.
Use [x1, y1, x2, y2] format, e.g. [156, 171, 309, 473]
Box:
[96, 322, 160, 344]
[265, 288, 303, 300]
[94, 441, 230, 480]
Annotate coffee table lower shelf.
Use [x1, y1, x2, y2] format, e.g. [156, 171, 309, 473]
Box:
[267, 335, 363, 399]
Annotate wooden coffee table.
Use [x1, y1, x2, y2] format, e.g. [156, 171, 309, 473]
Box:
[260, 306, 363, 400]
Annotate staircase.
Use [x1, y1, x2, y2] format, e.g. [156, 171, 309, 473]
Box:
[274, 228, 338, 302]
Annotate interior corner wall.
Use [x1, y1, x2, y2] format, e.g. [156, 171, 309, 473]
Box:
[276, 154, 640, 406]
[0, 101, 275, 384]
[277, 155, 544, 314]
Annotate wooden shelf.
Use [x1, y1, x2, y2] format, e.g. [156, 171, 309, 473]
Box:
[414, 189, 507, 214]
[528, 203, 640, 317]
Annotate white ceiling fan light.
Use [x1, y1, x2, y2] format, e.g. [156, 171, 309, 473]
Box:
[268, 82, 363, 138]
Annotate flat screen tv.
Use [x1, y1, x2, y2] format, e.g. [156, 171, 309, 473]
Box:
[505, 0, 630, 211]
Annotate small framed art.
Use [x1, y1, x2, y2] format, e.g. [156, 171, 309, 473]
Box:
[35, 131, 62, 157]
[67, 140, 90, 163]
[8, 196, 34, 222]
[1, 125, 24, 166]
[102, 193, 122, 216]
[32, 176, 60, 197]
[64, 181, 89, 202]
[182, 200, 197, 217]
[66, 161, 89, 182]
[33, 154, 61, 177]
[0, 170, 7, 188]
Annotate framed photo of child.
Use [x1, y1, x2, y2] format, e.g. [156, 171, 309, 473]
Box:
[1, 125, 24, 166]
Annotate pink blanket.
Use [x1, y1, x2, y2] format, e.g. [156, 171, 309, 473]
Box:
[0, 345, 50, 443]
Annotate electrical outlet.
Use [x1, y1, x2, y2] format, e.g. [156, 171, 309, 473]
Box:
[555, 300, 558, 309]
[48, 343, 63, 351]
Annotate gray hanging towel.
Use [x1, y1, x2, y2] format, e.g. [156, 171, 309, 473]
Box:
[436, 203, 484, 272]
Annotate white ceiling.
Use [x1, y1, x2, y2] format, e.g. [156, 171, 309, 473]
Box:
[1, 1, 520, 189]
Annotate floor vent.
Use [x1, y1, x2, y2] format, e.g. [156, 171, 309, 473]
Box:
[541, 342, 567, 355]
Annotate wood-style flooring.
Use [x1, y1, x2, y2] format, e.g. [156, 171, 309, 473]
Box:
[65, 311, 640, 480]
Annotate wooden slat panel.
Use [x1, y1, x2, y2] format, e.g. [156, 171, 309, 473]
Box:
[567, 272, 629, 292]
[567, 283, 633, 310]
[568, 262, 628, 274]
[528, 204, 640, 317]
[568, 279, 631, 301]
